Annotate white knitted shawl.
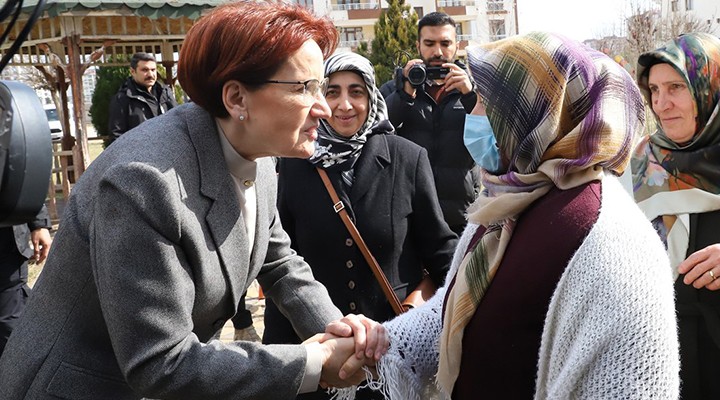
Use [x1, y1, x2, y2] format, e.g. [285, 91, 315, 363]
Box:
[334, 176, 680, 400]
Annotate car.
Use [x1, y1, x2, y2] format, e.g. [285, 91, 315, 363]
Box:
[44, 104, 63, 141]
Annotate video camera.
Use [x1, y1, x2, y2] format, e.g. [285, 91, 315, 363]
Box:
[394, 58, 464, 89]
[0, 81, 53, 226]
[0, 0, 53, 227]
[407, 64, 450, 87]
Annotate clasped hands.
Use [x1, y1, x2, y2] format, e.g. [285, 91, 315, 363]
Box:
[304, 314, 388, 389]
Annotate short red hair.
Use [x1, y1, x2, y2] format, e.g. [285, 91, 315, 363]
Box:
[178, 1, 339, 117]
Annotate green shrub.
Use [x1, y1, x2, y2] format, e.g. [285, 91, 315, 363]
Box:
[89, 65, 130, 148]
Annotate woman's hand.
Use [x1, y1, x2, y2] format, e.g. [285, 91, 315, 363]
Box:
[303, 335, 371, 389]
[324, 314, 388, 362]
[678, 243, 720, 290]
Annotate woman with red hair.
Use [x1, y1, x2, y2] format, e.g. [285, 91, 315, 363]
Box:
[0, 2, 384, 399]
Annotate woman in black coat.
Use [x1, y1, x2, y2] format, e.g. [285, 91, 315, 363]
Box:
[263, 52, 458, 399]
[632, 32, 720, 400]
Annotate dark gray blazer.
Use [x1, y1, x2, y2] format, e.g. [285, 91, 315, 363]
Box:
[0, 103, 342, 399]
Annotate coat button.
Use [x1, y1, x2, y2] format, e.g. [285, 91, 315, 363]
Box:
[349, 302, 357, 311]
[346, 260, 354, 268]
[345, 238, 353, 247]
[348, 280, 356, 290]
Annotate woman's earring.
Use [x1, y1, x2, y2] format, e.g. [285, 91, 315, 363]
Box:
[239, 115, 245, 121]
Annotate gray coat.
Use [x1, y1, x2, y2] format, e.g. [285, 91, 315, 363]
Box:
[0, 103, 342, 399]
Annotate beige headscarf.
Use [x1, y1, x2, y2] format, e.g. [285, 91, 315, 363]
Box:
[438, 32, 645, 394]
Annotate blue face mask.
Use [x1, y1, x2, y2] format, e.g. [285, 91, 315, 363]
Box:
[463, 114, 502, 173]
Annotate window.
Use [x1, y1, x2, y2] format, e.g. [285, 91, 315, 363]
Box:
[685, 0, 693, 10]
[456, 23, 472, 41]
[487, 0, 503, 12]
[671, 0, 678, 12]
[489, 20, 506, 41]
[290, 0, 313, 11]
[337, 0, 357, 10]
[335, 0, 376, 10]
[339, 27, 364, 47]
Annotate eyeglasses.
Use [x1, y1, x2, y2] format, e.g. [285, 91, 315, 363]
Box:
[261, 78, 329, 98]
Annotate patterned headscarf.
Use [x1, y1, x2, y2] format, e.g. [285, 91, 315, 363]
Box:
[307, 52, 392, 186]
[438, 32, 645, 394]
[632, 32, 720, 273]
[633, 32, 720, 196]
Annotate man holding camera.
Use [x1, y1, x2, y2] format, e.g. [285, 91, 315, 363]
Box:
[380, 12, 480, 235]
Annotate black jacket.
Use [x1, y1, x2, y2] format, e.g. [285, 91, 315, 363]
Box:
[107, 78, 177, 140]
[0, 204, 51, 263]
[264, 134, 457, 346]
[676, 209, 720, 400]
[380, 78, 480, 235]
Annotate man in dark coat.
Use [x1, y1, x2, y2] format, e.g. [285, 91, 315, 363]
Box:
[0, 205, 52, 356]
[108, 52, 178, 142]
[380, 12, 480, 235]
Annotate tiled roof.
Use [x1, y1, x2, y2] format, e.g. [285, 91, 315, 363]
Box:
[26, 0, 225, 19]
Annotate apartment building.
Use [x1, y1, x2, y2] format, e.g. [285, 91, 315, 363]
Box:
[300, 0, 518, 55]
[657, 0, 720, 34]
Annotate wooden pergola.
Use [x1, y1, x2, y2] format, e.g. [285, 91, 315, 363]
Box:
[0, 0, 223, 173]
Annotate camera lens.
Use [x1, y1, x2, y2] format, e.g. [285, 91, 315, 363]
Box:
[407, 64, 427, 87]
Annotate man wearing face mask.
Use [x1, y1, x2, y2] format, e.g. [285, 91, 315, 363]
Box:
[380, 12, 480, 236]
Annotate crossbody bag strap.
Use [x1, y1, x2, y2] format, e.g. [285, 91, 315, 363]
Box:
[316, 167, 404, 315]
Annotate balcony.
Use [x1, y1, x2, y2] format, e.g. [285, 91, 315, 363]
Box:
[486, 0, 507, 13]
[331, 2, 382, 19]
[339, 39, 365, 48]
[332, 2, 379, 11]
[438, 0, 475, 6]
[456, 34, 473, 50]
[438, 0, 477, 16]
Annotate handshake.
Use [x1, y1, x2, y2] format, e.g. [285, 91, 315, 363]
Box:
[304, 314, 388, 389]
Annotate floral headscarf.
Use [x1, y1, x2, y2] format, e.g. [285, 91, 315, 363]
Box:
[634, 32, 720, 196]
[632, 32, 720, 273]
[438, 32, 645, 394]
[307, 52, 392, 186]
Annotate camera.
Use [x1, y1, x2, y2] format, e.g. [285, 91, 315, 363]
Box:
[0, 0, 53, 227]
[0, 81, 53, 227]
[406, 64, 450, 87]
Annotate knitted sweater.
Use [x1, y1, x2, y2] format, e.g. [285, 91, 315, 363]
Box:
[338, 176, 680, 400]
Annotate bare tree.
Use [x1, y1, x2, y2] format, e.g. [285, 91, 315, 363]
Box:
[11, 65, 52, 93]
[662, 9, 715, 38]
[33, 65, 70, 132]
[622, 0, 716, 71]
[625, 1, 661, 65]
